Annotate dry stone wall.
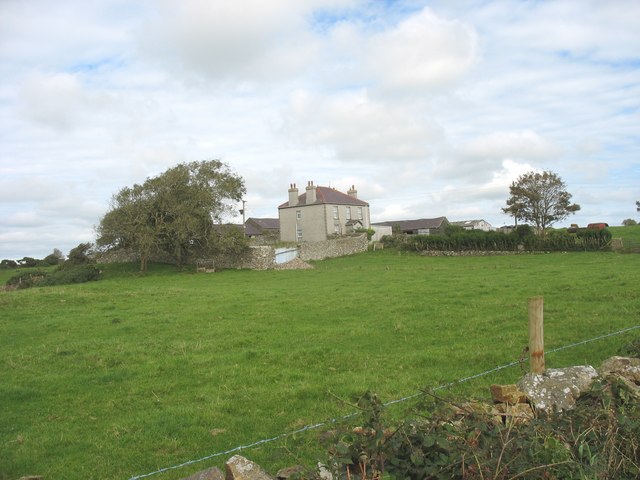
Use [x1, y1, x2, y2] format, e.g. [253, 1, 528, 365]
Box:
[96, 235, 367, 271]
[299, 234, 368, 261]
[213, 246, 275, 270]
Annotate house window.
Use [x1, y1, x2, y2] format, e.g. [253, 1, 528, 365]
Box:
[333, 206, 339, 219]
[334, 224, 340, 234]
[346, 207, 351, 220]
[296, 210, 301, 220]
[357, 207, 363, 220]
[297, 227, 303, 240]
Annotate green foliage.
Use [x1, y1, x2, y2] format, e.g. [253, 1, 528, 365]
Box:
[355, 228, 376, 241]
[381, 225, 611, 253]
[0, 259, 18, 269]
[64, 242, 95, 266]
[5, 265, 101, 289]
[5, 270, 48, 289]
[37, 265, 102, 286]
[503, 170, 580, 235]
[622, 218, 637, 226]
[5, 245, 99, 289]
[42, 248, 65, 266]
[96, 160, 246, 272]
[17, 256, 40, 267]
[326, 381, 640, 480]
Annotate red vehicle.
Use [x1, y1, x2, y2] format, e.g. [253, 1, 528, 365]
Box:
[587, 223, 609, 230]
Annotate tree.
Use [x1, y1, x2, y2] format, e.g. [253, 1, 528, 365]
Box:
[622, 219, 637, 226]
[65, 243, 95, 266]
[43, 248, 65, 266]
[0, 259, 18, 269]
[636, 200, 639, 212]
[97, 160, 246, 272]
[502, 170, 580, 236]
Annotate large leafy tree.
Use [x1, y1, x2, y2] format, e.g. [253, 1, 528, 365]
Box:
[502, 170, 580, 235]
[97, 160, 246, 271]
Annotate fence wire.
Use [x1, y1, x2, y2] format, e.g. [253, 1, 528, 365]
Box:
[128, 324, 640, 480]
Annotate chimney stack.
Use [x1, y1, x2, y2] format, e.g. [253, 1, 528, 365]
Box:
[306, 181, 317, 204]
[347, 185, 358, 199]
[288, 183, 299, 206]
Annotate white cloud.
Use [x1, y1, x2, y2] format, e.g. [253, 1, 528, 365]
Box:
[141, 0, 320, 82]
[284, 89, 443, 162]
[367, 8, 477, 92]
[18, 72, 118, 131]
[462, 130, 560, 162]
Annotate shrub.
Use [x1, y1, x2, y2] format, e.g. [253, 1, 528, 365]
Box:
[0, 259, 18, 269]
[65, 242, 95, 266]
[6, 270, 48, 289]
[355, 228, 376, 241]
[38, 265, 101, 286]
[18, 257, 40, 268]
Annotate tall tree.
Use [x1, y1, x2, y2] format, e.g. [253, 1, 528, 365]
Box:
[97, 160, 246, 271]
[502, 170, 580, 235]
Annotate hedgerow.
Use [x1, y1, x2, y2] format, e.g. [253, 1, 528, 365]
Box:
[382, 227, 612, 253]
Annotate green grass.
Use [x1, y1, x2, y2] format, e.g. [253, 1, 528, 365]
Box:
[610, 224, 640, 248]
[1, 251, 639, 480]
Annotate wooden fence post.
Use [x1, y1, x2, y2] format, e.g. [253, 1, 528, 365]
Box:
[528, 296, 545, 374]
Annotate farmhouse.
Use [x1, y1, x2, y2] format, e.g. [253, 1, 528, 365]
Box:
[451, 219, 494, 231]
[278, 182, 371, 242]
[372, 217, 450, 235]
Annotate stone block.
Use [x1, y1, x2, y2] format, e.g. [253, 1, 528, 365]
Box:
[490, 384, 527, 404]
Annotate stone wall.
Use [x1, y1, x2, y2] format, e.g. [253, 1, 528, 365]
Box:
[213, 246, 275, 270]
[299, 234, 368, 261]
[96, 235, 367, 271]
[94, 248, 175, 264]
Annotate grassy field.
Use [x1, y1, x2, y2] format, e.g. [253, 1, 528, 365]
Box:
[1, 249, 639, 480]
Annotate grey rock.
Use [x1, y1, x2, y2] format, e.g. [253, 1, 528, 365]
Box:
[226, 455, 275, 480]
[599, 356, 640, 399]
[518, 365, 598, 413]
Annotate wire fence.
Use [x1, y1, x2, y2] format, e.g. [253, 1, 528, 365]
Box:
[128, 324, 640, 480]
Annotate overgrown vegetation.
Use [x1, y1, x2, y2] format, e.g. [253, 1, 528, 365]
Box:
[322, 369, 640, 480]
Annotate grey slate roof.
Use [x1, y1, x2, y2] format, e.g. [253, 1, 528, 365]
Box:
[244, 217, 280, 236]
[278, 186, 369, 209]
[371, 217, 448, 232]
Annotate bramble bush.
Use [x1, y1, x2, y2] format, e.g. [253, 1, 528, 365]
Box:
[322, 374, 640, 480]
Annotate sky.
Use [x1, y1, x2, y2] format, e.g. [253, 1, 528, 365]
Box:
[1, 0, 639, 260]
